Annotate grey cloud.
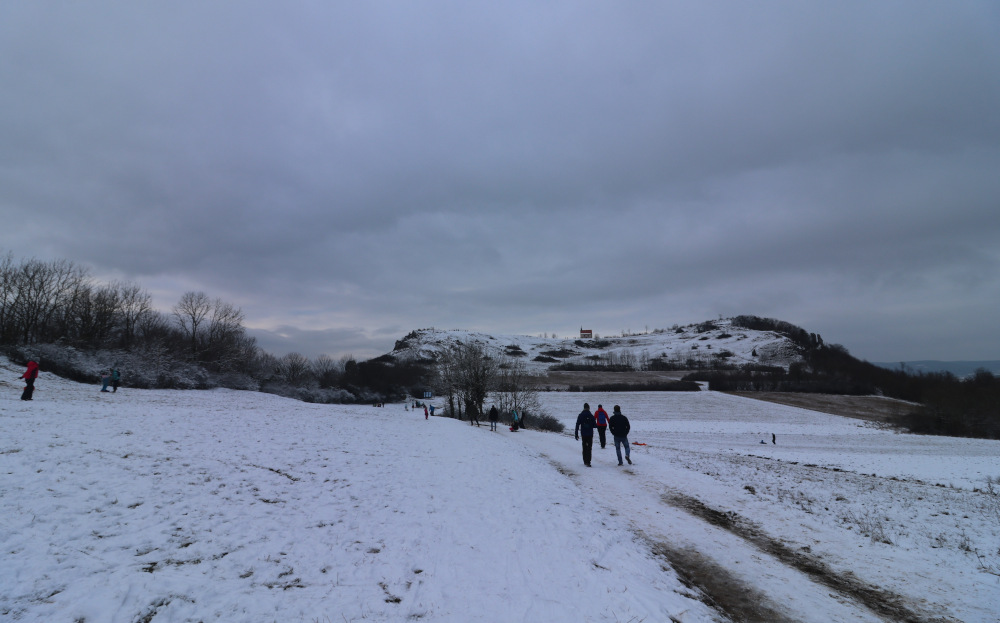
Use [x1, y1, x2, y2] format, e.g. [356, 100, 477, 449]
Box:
[2, 1, 999, 362]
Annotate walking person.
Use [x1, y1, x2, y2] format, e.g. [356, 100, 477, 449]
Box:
[608, 405, 631, 466]
[594, 404, 609, 449]
[489, 405, 499, 431]
[111, 367, 121, 393]
[424, 405, 428, 420]
[574, 402, 596, 467]
[468, 403, 480, 427]
[100, 370, 111, 392]
[20, 360, 39, 401]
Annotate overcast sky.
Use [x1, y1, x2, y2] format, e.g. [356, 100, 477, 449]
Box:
[2, 2, 999, 362]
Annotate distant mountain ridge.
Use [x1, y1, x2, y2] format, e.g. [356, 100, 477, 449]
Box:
[872, 360, 1000, 378]
[389, 318, 806, 374]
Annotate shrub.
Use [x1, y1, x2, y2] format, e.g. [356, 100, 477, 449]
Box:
[530, 412, 565, 433]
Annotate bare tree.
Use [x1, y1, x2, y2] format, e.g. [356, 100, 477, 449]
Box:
[205, 299, 246, 368]
[447, 341, 500, 419]
[173, 291, 212, 358]
[117, 282, 153, 349]
[280, 352, 314, 386]
[312, 354, 341, 388]
[0, 252, 18, 342]
[8, 258, 88, 344]
[493, 355, 542, 423]
[436, 349, 460, 418]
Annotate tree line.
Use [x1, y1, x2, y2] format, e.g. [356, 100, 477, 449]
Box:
[435, 341, 563, 432]
[685, 322, 1000, 440]
[0, 252, 430, 401]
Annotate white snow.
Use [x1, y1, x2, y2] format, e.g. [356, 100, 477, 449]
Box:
[2, 358, 999, 622]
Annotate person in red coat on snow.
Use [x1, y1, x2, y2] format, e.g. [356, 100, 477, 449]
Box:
[594, 404, 610, 449]
[20, 360, 39, 401]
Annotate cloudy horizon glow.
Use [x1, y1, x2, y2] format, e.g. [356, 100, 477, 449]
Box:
[2, 2, 999, 362]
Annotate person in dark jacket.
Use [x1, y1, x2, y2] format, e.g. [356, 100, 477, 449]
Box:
[111, 367, 121, 392]
[608, 405, 631, 465]
[594, 404, 610, 448]
[20, 360, 39, 401]
[489, 405, 499, 431]
[574, 403, 596, 467]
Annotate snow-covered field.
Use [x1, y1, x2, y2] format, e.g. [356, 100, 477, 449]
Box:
[2, 359, 999, 622]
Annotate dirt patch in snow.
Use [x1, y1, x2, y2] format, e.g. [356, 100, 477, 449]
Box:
[726, 392, 916, 423]
[662, 492, 957, 623]
[648, 538, 795, 623]
[532, 370, 687, 390]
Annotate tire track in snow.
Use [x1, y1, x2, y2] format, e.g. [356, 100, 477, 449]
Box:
[544, 455, 789, 622]
[530, 434, 928, 623]
[660, 491, 957, 623]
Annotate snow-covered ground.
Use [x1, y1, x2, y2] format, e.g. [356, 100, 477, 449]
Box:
[2, 359, 999, 622]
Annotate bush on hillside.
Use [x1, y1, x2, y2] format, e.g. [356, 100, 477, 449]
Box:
[529, 412, 565, 433]
[6, 343, 216, 390]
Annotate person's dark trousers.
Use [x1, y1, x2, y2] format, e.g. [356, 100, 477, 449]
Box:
[614, 436, 631, 464]
[581, 436, 593, 466]
[597, 426, 607, 448]
[21, 378, 34, 400]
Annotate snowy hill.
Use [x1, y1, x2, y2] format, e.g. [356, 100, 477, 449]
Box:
[3, 355, 998, 621]
[389, 318, 805, 373]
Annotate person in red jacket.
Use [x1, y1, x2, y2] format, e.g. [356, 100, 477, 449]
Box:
[594, 404, 610, 449]
[20, 360, 39, 401]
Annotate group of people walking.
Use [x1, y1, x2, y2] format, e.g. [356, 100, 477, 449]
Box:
[575, 402, 631, 467]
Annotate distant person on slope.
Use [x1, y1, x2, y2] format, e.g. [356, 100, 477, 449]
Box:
[575, 403, 596, 467]
[489, 405, 499, 431]
[20, 360, 39, 401]
[594, 404, 610, 449]
[111, 367, 121, 393]
[608, 405, 631, 466]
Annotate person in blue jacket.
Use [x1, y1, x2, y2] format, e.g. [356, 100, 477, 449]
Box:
[574, 403, 596, 467]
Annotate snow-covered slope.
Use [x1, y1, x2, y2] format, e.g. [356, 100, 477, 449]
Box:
[390, 318, 804, 373]
[3, 357, 997, 621]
